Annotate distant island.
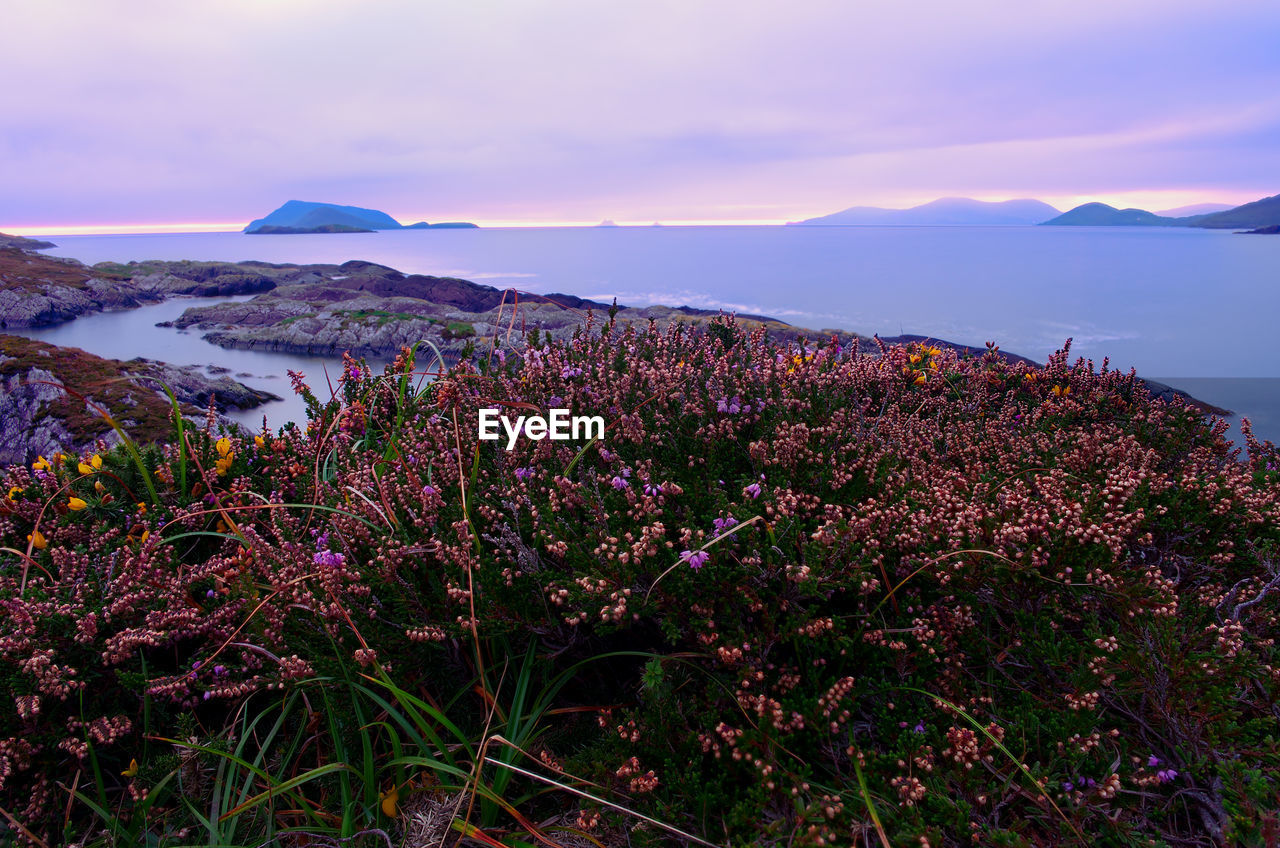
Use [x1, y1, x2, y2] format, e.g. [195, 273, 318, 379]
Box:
[789, 197, 1061, 227]
[243, 200, 477, 234]
[247, 224, 374, 235]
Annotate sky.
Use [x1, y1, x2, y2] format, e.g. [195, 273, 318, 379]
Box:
[3, 0, 1279, 232]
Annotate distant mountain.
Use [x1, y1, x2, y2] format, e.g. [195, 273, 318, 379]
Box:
[244, 201, 477, 233]
[1156, 202, 1234, 217]
[1190, 194, 1280, 229]
[790, 197, 1061, 227]
[1043, 193, 1280, 230]
[1040, 203, 1188, 227]
[404, 221, 478, 229]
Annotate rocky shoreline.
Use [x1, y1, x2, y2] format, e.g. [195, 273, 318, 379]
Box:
[0, 233, 1227, 417]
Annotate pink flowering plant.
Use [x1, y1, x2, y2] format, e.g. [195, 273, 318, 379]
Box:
[0, 314, 1278, 845]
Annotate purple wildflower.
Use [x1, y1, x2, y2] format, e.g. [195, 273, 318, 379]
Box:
[515, 467, 535, 482]
[611, 476, 628, 491]
[313, 550, 345, 568]
[548, 395, 563, 407]
[644, 482, 661, 497]
[743, 482, 762, 499]
[713, 515, 737, 535]
[913, 722, 925, 734]
[1157, 769, 1179, 783]
[681, 550, 711, 571]
[422, 484, 437, 496]
[1147, 755, 1160, 767]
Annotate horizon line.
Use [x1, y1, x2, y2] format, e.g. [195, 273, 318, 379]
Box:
[3, 190, 1261, 237]
[2, 218, 795, 236]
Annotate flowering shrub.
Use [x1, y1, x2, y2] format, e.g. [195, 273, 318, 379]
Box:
[1, 316, 1278, 845]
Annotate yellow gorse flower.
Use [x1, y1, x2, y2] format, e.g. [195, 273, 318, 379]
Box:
[32, 456, 51, 472]
[214, 437, 235, 475]
[68, 497, 88, 511]
[6, 486, 18, 502]
[1051, 385, 1071, 397]
[254, 435, 265, 449]
[28, 529, 47, 550]
[380, 784, 400, 817]
[122, 758, 139, 778]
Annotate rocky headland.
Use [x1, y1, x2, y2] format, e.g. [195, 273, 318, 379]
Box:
[0, 233, 56, 251]
[0, 247, 276, 329]
[0, 334, 280, 466]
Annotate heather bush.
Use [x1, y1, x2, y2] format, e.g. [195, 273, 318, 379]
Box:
[1, 315, 1278, 846]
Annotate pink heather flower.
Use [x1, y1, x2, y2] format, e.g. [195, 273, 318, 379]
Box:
[681, 550, 710, 570]
[743, 483, 762, 499]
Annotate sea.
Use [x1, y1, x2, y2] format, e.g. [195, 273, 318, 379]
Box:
[14, 225, 1280, 445]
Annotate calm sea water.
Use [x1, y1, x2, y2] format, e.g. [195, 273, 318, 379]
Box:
[17, 225, 1280, 442]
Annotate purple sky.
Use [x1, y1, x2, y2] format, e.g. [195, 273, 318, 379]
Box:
[3, 1, 1279, 231]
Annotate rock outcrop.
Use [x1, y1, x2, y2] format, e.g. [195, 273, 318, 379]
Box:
[0, 335, 279, 466]
[165, 260, 826, 359]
